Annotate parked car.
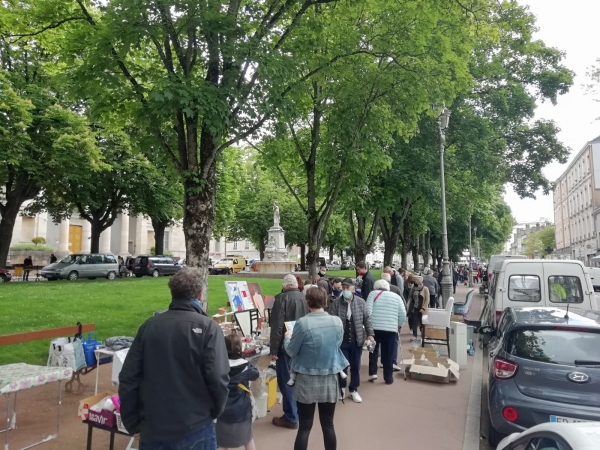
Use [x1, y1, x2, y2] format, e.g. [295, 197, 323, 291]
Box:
[132, 255, 183, 278]
[483, 259, 598, 330]
[0, 268, 12, 283]
[41, 254, 120, 281]
[587, 267, 600, 292]
[371, 260, 382, 270]
[480, 307, 600, 446]
[497, 422, 600, 450]
[327, 260, 341, 271]
[341, 261, 355, 270]
[210, 255, 247, 274]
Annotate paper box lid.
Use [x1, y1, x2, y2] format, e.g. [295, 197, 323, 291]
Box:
[409, 360, 449, 378]
[78, 391, 115, 420]
[427, 357, 460, 380]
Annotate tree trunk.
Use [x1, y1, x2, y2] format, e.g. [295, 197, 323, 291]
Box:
[411, 243, 419, 271]
[300, 244, 306, 271]
[329, 245, 334, 262]
[182, 166, 215, 305]
[349, 211, 379, 267]
[259, 239, 265, 261]
[0, 200, 22, 269]
[90, 219, 103, 254]
[151, 218, 167, 255]
[401, 247, 408, 270]
[422, 233, 430, 267]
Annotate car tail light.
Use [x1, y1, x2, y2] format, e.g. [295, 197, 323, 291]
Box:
[494, 358, 518, 379]
[503, 407, 518, 422]
[147, 262, 151, 268]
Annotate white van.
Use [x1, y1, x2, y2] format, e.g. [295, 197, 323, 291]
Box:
[483, 259, 598, 328]
[587, 267, 600, 292]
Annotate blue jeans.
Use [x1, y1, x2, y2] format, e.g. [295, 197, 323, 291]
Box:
[276, 349, 298, 423]
[140, 422, 216, 450]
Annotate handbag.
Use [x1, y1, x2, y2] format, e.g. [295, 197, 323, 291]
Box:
[47, 337, 86, 371]
[238, 383, 258, 422]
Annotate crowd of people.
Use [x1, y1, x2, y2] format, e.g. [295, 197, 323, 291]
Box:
[118, 262, 443, 450]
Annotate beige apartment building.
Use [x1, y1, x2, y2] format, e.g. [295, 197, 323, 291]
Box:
[553, 135, 600, 265]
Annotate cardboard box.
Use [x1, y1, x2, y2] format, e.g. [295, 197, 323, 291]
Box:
[88, 408, 116, 428]
[409, 357, 460, 384]
[450, 315, 463, 322]
[413, 348, 439, 359]
[78, 392, 115, 420]
[424, 326, 447, 340]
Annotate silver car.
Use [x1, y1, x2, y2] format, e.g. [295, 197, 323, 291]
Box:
[41, 253, 120, 281]
[480, 307, 600, 447]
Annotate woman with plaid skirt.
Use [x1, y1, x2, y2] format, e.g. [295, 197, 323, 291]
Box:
[284, 287, 349, 450]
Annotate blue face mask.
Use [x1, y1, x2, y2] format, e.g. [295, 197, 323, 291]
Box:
[333, 288, 342, 297]
[342, 290, 352, 299]
[191, 299, 206, 312]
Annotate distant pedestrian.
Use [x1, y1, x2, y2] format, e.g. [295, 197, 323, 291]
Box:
[23, 256, 33, 281]
[423, 269, 438, 309]
[355, 262, 374, 300]
[216, 334, 259, 450]
[328, 278, 374, 403]
[406, 275, 430, 338]
[452, 267, 459, 294]
[327, 278, 343, 309]
[380, 273, 404, 372]
[50, 254, 57, 264]
[285, 287, 348, 450]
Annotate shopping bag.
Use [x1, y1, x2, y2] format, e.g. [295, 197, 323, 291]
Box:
[47, 337, 87, 371]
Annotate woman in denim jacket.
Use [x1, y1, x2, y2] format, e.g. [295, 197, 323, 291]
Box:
[284, 287, 349, 450]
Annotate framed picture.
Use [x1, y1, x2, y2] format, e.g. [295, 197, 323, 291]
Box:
[225, 281, 255, 311]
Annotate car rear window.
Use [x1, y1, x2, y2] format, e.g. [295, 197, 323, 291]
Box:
[136, 257, 148, 265]
[508, 275, 541, 302]
[507, 329, 600, 366]
[548, 276, 583, 303]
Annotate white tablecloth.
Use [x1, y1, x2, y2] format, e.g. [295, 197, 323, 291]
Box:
[0, 363, 73, 394]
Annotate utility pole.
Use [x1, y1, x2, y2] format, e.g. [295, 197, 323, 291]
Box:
[468, 216, 473, 288]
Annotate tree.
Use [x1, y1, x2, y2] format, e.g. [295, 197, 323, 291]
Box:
[524, 226, 555, 259]
[0, 38, 99, 267]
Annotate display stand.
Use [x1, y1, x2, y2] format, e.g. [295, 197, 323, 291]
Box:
[94, 348, 116, 395]
[83, 420, 136, 450]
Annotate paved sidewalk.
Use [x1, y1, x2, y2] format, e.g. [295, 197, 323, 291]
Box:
[4, 284, 485, 449]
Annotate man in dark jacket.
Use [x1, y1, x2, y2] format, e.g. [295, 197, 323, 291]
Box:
[270, 274, 308, 429]
[328, 278, 374, 403]
[423, 269, 439, 309]
[119, 268, 229, 449]
[356, 261, 374, 300]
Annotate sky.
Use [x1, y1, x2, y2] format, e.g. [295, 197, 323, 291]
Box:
[504, 0, 600, 224]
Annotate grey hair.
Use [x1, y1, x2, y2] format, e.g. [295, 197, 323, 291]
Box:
[169, 268, 203, 300]
[381, 273, 392, 283]
[374, 279, 390, 291]
[383, 266, 393, 272]
[282, 273, 298, 287]
[303, 284, 317, 293]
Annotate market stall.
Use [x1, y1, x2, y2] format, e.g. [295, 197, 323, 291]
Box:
[0, 363, 73, 450]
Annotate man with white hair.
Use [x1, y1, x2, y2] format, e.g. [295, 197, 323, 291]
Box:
[366, 280, 406, 384]
[383, 266, 403, 292]
[381, 273, 404, 372]
[270, 273, 308, 429]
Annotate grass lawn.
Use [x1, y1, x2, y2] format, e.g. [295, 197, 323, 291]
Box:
[0, 275, 284, 366]
[0, 269, 380, 366]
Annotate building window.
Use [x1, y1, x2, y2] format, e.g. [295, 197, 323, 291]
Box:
[245, 240, 250, 250]
[233, 241, 238, 250]
[163, 231, 170, 251]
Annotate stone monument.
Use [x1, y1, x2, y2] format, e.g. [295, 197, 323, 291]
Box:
[255, 202, 296, 273]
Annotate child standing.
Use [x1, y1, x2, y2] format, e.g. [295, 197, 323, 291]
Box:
[217, 334, 259, 450]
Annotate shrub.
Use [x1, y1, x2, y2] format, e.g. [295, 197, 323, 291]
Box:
[10, 244, 55, 252]
[150, 246, 172, 256]
[31, 237, 47, 246]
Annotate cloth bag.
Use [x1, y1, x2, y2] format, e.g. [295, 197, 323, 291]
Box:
[47, 337, 86, 371]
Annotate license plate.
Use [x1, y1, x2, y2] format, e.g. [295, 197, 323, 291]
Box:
[550, 415, 591, 423]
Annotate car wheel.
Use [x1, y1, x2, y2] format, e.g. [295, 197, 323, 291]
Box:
[488, 415, 505, 447]
[0, 275, 5, 283]
[107, 271, 117, 280]
[228, 268, 233, 275]
[68, 271, 79, 281]
[152, 269, 160, 278]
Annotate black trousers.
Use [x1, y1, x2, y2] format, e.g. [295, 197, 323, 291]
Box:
[340, 342, 362, 392]
[295, 402, 336, 450]
[23, 269, 30, 281]
[410, 311, 422, 337]
[368, 330, 397, 384]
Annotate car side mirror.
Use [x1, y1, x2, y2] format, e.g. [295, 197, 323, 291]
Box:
[478, 326, 495, 336]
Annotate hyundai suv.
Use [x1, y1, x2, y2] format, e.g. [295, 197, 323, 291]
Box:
[480, 307, 600, 447]
[133, 255, 182, 278]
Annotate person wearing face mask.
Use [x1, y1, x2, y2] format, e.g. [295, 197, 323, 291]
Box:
[327, 278, 343, 308]
[317, 265, 333, 295]
[328, 278, 374, 403]
[119, 268, 229, 449]
[406, 274, 430, 339]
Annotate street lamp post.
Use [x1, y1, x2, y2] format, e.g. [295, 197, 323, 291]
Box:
[468, 216, 473, 288]
[434, 106, 453, 307]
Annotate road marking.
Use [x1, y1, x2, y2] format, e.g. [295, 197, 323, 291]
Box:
[463, 341, 483, 450]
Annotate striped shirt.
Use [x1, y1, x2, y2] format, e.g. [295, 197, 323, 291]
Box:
[366, 290, 407, 332]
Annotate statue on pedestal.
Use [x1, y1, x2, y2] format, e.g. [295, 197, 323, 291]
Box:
[273, 201, 280, 227]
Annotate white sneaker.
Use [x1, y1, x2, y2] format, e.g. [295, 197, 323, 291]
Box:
[349, 391, 363, 403]
[368, 375, 378, 382]
[378, 363, 383, 368]
[393, 364, 401, 372]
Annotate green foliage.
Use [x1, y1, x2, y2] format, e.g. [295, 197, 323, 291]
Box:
[524, 226, 556, 259]
[149, 247, 173, 257]
[10, 244, 55, 252]
[31, 237, 47, 246]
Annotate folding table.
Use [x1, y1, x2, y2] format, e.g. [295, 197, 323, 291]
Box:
[0, 363, 73, 450]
